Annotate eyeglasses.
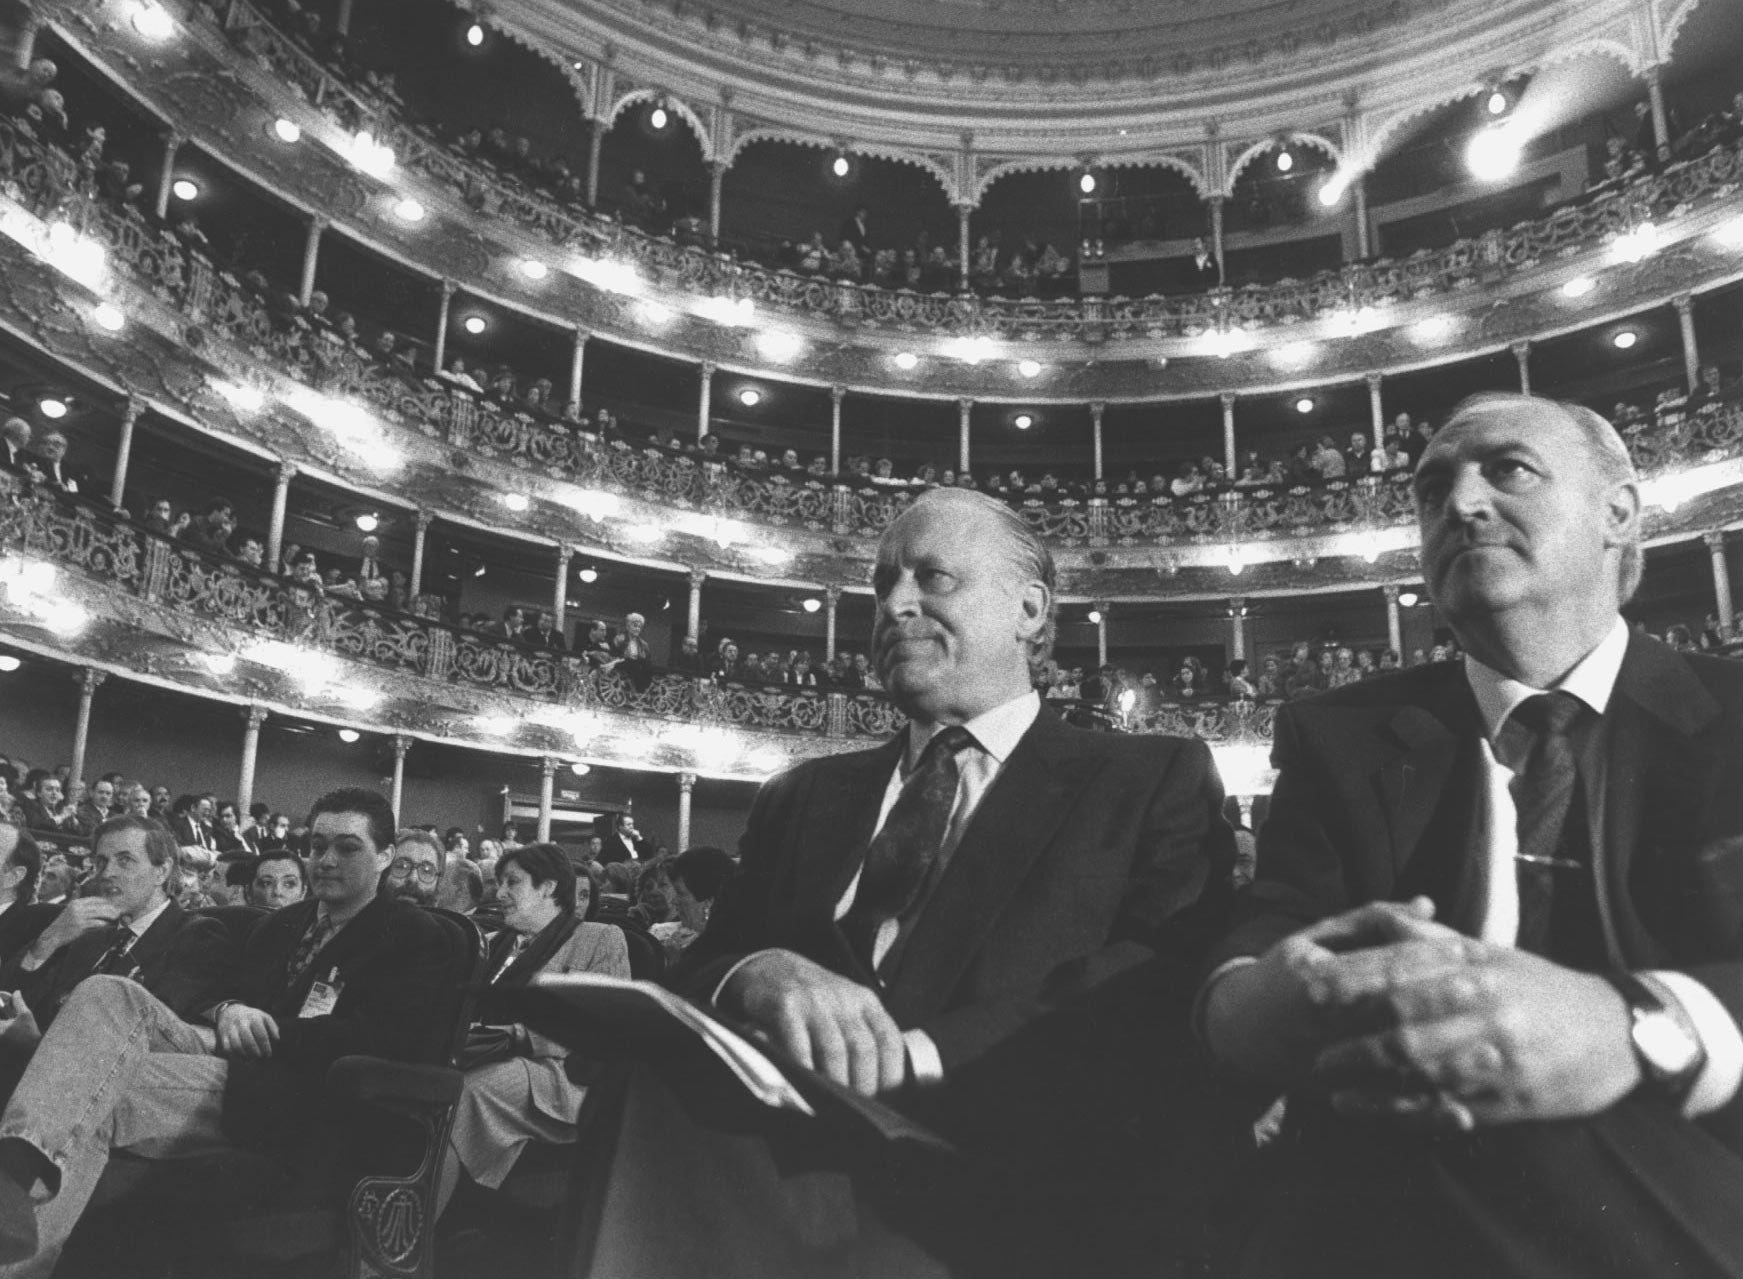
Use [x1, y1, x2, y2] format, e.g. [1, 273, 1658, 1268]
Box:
[389, 858, 439, 883]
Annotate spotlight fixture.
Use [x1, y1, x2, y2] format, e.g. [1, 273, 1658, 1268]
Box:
[1487, 89, 1508, 116]
[831, 154, 850, 178]
[1294, 396, 1315, 414]
[38, 398, 67, 419]
[1561, 275, 1596, 298]
[894, 352, 918, 370]
[92, 303, 125, 332]
[649, 104, 670, 130]
[519, 259, 549, 280]
[578, 566, 599, 584]
[1466, 127, 1522, 182]
[1013, 413, 1034, 430]
[1398, 591, 1420, 607]
[171, 178, 199, 201]
[0, 656, 18, 673]
[272, 118, 301, 144]
[1275, 148, 1294, 173]
[1317, 177, 1346, 208]
[463, 315, 487, 335]
[502, 492, 530, 511]
[464, 21, 484, 45]
[1017, 359, 1042, 378]
[801, 597, 821, 613]
[354, 513, 379, 532]
[338, 728, 361, 743]
[738, 388, 762, 408]
[1087, 608, 1103, 624]
[1078, 172, 1098, 195]
[1612, 329, 1638, 350]
[392, 197, 425, 223]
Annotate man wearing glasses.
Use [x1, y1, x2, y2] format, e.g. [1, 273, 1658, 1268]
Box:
[382, 829, 443, 908]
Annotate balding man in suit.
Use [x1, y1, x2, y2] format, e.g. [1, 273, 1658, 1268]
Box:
[1205, 393, 1743, 1278]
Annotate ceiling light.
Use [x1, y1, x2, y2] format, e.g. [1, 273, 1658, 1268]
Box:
[473, 565, 487, 577]
[801, 597, 821, 613]
[1398, 591, 1419, 607]
[756, 330, 804, 360]
[1317, 177, 1346, 208]
[894, 352, 918, 370]
[832, 155, 850, 178]
[1608, 222, 1659, 265]
[272, 118, 301, 143]
[1612, 329, 1638, 350]
[0, 656, 19, 673]
[130, 2, 174, 39]
[215, 381, 265, 412]
[347, 130, 395, 178]
[1295, 396, 1315, 414]
[1487, 90, 1508, 116]
[92, 303, 125, 332]
[649, 105, 669, 130]
[1078, 172, 1097, 195]
[1013, 413, 1034, 430]
[570, 761, 590, 775]
[1561, 275, 1596, 298]
[37, 398, 66, 419]
[201, 652, 236, 675]
[1411, 315, 1455, 343]
[171, 178, 199, 201]
[1466, 127, 1521, 182]
[464, 21, 484, 45]
[1715, 216, 1743, 248]
[738, 388, 762, 407]
[1275, 149, 1293, 173]
[637, 299, 673, 323]
[1087, 608, 1103, 624]
[502, 493, 530, 511]
[578, 566, 598, 583]
[1017, 359, 1042, 378]
[519, 259, 548, 280]
[463, 315, 487, 335]
[338, 728, 361, 743]
[354, 513, 379, 532]
[393, 197, 425, 222]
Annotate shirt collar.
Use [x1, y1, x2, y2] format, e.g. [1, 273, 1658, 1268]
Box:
[128, 897, 172, 938]
[905, 690, 1041, 773]
[1464, 616, 1631, 746]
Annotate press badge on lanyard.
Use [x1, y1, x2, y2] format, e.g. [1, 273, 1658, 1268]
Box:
[299, 967, 343, 1018]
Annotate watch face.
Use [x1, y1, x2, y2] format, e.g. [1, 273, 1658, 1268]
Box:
[1636, 1012, 1704, 1078]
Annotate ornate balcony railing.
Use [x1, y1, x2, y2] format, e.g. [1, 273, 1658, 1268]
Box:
[201, 0, 1743, 343]
[0, 478, 1280, 748]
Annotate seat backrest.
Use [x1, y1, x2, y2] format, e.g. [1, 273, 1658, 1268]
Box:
[197, 904, 270, 951]
[424, 906, 491, 1066]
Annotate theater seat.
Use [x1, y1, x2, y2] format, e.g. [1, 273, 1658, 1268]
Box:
[57, 907, 489, 1279]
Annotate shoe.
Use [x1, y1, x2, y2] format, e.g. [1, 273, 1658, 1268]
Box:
[0, 1171, 35, 1263]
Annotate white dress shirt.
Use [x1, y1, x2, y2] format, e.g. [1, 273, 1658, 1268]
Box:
[1465, 619, 1742, 1115]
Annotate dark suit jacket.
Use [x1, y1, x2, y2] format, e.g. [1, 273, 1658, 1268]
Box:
[1213, 637, 1743, 1276]
[0, 900, 58, 968]
[1, 899, 230, 1030]
[12, 797, 68, 835]
[676, 707, 1238, 1183]
[218, 894, 452, 1157]
[170, 813, 213, 849]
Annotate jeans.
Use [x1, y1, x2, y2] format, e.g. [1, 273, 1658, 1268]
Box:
[0, 976, 231, 1278]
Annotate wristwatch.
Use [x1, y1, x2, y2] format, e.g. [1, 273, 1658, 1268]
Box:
[1605, 973, 1707, 1101]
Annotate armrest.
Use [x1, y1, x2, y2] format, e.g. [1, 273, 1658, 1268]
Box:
[327, 1056, 464, 1107]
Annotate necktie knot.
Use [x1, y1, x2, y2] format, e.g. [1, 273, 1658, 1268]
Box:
[1511, 690, 1585, 738]
[913, 724, 975, 775]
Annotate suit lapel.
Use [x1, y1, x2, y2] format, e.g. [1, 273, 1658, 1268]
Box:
[884, 713, 1093, 1025]
[127, 900, 185, 979]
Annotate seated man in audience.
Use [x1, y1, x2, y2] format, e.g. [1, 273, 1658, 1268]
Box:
[0, 420, 34, 479]
[0, 816, 229, 1040]
[9, 777, 73, 839]
[584, 488, 1239, 1279]
[0, 828, 54, 969]
[382, 829, 443, 908]
[0, 787, 452, 1271]
[1204, 394, 1743, 1279]
[20, 433, 77, 495]
[30, 861, 70, 910]
[246, 852, 306, 911]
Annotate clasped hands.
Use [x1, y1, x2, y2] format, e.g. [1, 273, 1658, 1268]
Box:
[1207, 898, 1641, 1131]
[721, 951, 907, 1098]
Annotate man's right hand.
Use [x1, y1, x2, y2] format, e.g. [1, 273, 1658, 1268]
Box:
[721, 950, 907, 1097]
[24, 898, 121, 967]
[215, 1003, 279, 1059]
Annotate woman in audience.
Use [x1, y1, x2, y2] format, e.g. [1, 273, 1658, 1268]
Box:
[437, 842, 630, 1215]
[653, 845, 736, 963]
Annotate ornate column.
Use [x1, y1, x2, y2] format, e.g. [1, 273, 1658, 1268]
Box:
[1090, 402, 1105, 481]
[1645, 67, 1671, 162]
[1236, 796, 1255, 830]
[237, 705, 268, 816]
[1383, 584, 1403, 658]
[677, 771, 697, 850]
[687, 568, 705, 643]
[708, 161, 727, 242]
[108, 397, 144, 509]
[824, 585, 841, 659]
[432, 279, 454, 374]
[1366, 372, 1384, 442]
[265, 460, 296, 571]
[829, 385, 845, 474]
[1209, 195, 1226, 282]
[1511, 341, 1531, 394]
[1674, 295, 1700, 393]
[14, 11, 41, 68]
[1352, 176, 1371, 259]
[697, 362, 715, 442]
[153, 133, 184, 222]
[568, 329, 589, 420]
[1228, 599, 1247, 661]
[958, 399, 973, 474]
[335, 0, 354, 35]
[553, 545, 573, 623]
[586, 121, 603, 208]
[1220, 392, 1237, 477]
[1095, 603, 1109, 669]
[537, 756, 558, 842]
[956, 204, 972, 291]
[297, 216, 325, 309]
[68, 668, 106, 785]
[409, 509, 432, 599]
[1707, 532, 1734, 628]
[389, 734, 411, 819]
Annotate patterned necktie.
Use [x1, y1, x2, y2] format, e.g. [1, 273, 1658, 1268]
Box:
[841, 725, 976, 975]
[94, 923, 139, 977]
[1500, 691, 1603, 964]
[284, 915, 333, 986]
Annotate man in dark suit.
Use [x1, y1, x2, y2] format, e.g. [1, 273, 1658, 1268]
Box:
[0, 827, 56, 970]
[1204, 393, 1743, 1278]
[0, 788, 452, 1272]
[581, 488, 1238, 1279]
[0, 420, 33, 480]
[19, 432, 80, 496]
[839, 205, 870, 251]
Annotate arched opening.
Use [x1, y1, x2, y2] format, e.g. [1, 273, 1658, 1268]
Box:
[598, 98, 708, 235]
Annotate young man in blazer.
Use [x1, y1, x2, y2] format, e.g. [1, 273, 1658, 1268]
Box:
[0, 788, 452, 1275]
[1204, 394, 1743, 1278]
[582, 488, 1239, 1279]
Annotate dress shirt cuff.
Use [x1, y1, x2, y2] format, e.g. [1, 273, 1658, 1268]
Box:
[1645, 970, 1743, 1117]
[904, 1029, 944, 1087]
[1192, 956, 1259, 1052]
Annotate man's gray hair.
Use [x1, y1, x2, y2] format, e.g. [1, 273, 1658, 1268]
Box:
[393, 826, 446, 871]
[1440, 392, 1643, 605]
[881, 487, 1057, 679]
